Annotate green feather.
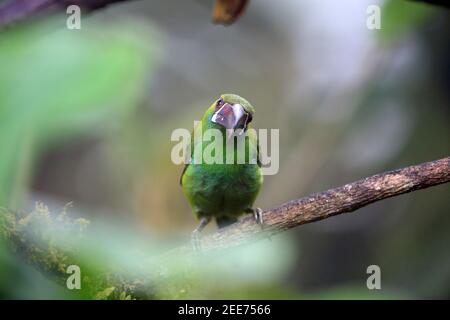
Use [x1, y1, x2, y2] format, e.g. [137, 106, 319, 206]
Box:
[181, 94, 263, 224]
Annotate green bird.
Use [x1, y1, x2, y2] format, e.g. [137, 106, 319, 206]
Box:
[180, 94, 263, 247]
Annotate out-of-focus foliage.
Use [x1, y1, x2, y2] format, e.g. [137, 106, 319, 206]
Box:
[0, 14, 160, 299]
[380, 0, 438, 45]
[0, 17, 157, 207]
[0, 203, 295, 299]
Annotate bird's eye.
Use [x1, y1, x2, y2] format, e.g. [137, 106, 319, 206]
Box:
[246, 113, 253, 124]
[216, 98, 224, 109]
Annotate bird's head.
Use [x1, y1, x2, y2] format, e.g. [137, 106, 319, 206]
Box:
[204, 94, 255, 134]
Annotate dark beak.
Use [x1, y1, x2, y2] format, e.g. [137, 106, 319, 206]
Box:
[211, 103, 246, 132]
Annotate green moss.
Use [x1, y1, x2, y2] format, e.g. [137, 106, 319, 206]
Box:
[0, 203, 147, 299]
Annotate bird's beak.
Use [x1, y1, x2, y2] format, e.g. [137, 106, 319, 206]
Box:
[211, 103, 246, 134]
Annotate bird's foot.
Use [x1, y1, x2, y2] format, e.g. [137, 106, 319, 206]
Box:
[191, 229, 202, 252]
[253, 207, 264, 225]
[245, 207, 264, 229]
[246, 207, 271, 240]
[191, 216, 211, 253]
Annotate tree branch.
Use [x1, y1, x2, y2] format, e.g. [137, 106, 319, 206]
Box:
[0, 0, 135, 28]
[176, 157, 450, 254]
[1, 157, 448, 298]
[0, 0, 449, 29]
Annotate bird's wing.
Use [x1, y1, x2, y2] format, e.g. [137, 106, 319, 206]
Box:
[179, 135, 192, 186]
[180, 124, 262, 185]
[179, 162, 189, 186]
[180, 122, 202, 186]
[257, 139, 262, 168]
[247, 126, 262, 168]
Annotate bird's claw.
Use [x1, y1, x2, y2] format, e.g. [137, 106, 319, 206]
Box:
[191, 229, 202, 252]
[247, 207, 269, 239]
[253, 207, 264, 225]
[191, 216, 210, 253]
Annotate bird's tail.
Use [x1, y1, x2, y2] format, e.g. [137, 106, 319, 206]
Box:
[216, 216, 238, 229]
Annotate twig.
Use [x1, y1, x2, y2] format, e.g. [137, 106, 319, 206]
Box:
[175, 157, 450, 254]
[0, 0, 135, 28]
[0, 0, 449, 29]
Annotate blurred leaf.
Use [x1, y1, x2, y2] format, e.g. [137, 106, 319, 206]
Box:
[94, 287, 116, 300]
[212, 0, 249, 25]
[0, 17, 159, 207]
[379, 0, 438, 45]
[0, 203, 296, 299]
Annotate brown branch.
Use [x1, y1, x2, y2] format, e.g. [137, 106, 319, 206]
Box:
[1, 158, 448, 298]
[1, 0, 449, 29]
[174, 157, 450, 255]
[0, 0, 136, 28]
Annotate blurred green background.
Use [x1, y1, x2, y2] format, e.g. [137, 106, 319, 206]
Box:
[0, 0, 449, 299]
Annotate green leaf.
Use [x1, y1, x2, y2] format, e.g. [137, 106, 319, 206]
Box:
[0, 17, 159, 207]
[379, 0, 438, 45]
[95, 287, 116, 300]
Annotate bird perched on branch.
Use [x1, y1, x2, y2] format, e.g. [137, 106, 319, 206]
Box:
[180, 94, 263, 249]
